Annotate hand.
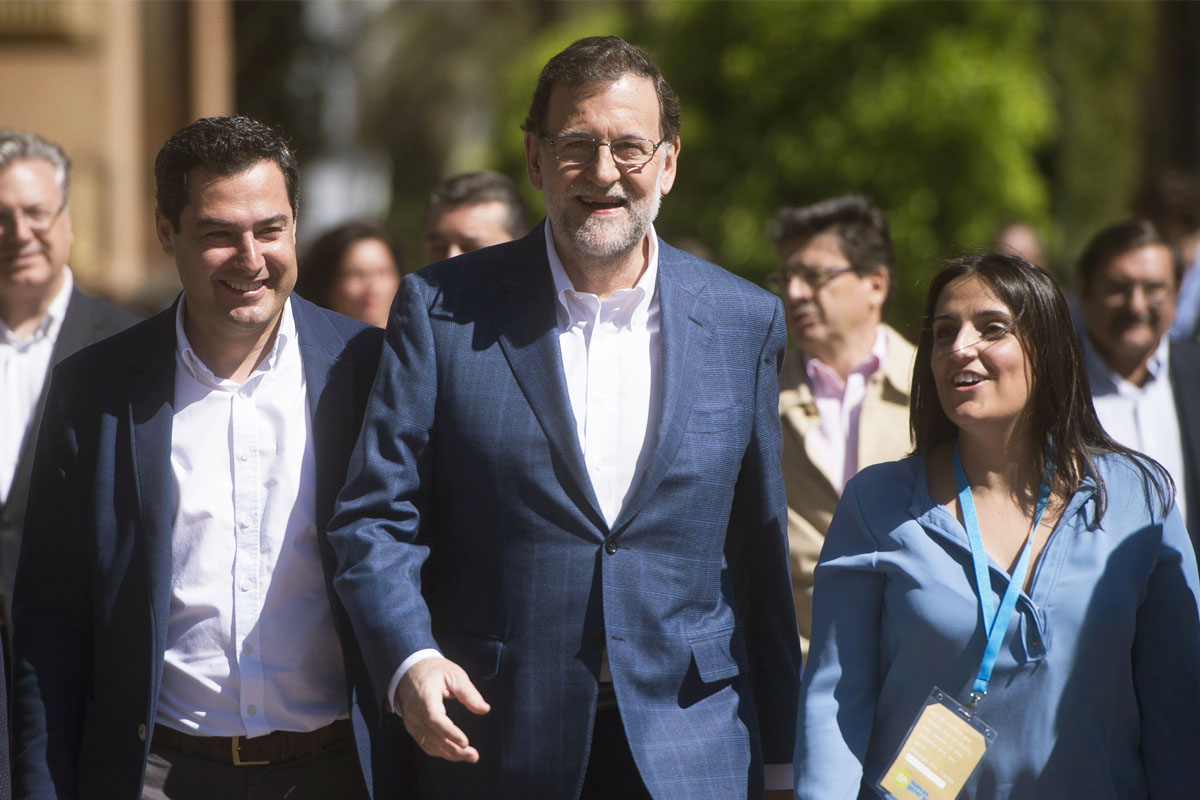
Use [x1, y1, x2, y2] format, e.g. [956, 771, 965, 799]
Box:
[765, 791, 794, 800]
[396, 656, 490, 763]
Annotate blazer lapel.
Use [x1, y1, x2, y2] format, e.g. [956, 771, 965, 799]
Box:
[611, 242, 713, 533]
[291, 297, 352, 528]
[491, 226, 606, 532]
[129, 304, 179, 647]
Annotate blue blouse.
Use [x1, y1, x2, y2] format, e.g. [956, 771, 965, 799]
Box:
[795, 452, 1200, 799]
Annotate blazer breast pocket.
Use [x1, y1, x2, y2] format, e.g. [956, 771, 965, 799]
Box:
[686, 405, 749, 434]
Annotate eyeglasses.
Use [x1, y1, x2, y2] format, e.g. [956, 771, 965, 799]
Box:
[543, 135, 667, 167]
[764, 264, 856, 294]
[1096, 277, 1173, 307]
[0, 202, 66, 236]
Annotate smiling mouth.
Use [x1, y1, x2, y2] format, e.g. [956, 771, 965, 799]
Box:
[576, 196, 627, 211]
[952, 373, 984, 387]
[222, 279, 265, 293]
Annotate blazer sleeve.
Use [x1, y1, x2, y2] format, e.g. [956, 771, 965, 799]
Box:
[327, 275, 443, 704]
[10, 368, 91, 798]
[795, 474, 885, 798]
[724, 296, 804, 765]
[1134, 502, 1200, 798]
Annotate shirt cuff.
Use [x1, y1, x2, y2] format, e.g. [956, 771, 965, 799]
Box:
[386, 648, 442, 715]
[764, 763, 794, 791]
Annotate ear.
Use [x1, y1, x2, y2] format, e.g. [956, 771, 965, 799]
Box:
[524, 133, 543, 191]
[154, 208, 175, 256]
[658, 136, 681, 196]
[866, 265, 890, 307]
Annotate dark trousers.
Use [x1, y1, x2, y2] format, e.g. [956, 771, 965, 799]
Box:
[142, 736, 368, 800]
[578, 706, 654, 800]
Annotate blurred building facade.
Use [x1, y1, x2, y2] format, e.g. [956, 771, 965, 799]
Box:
[0, 0, 232, 310]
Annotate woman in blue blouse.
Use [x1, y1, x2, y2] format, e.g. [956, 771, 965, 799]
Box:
[795, 253, 1200, 799]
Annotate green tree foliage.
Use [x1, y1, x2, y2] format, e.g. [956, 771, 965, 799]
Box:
[496, 1, 1056, 330]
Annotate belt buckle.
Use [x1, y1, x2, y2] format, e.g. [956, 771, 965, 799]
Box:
[231, 735, 269, 766]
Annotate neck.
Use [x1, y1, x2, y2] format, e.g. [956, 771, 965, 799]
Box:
[1088, 329, 1155, 388]
[808, 323, 879, 380]
[182, 303, 282, 384]
[0, 272, 66, 339]
[556, 234, 649, 299]
[956, 426, 1043, 504]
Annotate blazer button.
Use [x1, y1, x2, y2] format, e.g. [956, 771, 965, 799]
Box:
[138, 723, 147, 741]
[604, 539, 618, 555]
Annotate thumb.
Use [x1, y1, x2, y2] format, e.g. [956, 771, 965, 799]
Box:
[446, 668, 491, 715]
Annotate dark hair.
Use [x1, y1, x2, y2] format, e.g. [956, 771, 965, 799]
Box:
[909, 252, 1173, 524]
[769, 194, 895, 277]
[296, 221, 403, 309]
[521, 36, 681, 142]
[1133, 169, 1200, 241]
[1076, 218, 1183, 294]
[0, 129, 71, 203]
[422, 171, 529, 239]
[155, 116, 299, 231]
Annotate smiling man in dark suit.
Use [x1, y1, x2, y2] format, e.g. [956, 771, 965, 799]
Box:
[328, 36, 801, 800]
[11, 117, 404, 799]
[0, 131, 140, 649]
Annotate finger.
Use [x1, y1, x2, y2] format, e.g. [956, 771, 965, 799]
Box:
[446, 670, 490, 715]
[421, 730, 480, 764]
[426, 709, 471, 750]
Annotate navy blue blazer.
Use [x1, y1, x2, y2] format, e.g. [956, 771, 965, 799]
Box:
[1169, 335, 1200, 560]
[328, 224, 802, 800]
[10, 296, 403, 799]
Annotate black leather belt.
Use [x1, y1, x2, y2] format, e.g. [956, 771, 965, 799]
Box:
[152, 718, 352, 766]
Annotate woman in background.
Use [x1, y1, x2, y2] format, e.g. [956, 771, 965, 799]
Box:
[795, 253, 1200, 798]
[298, 221, 403, 328]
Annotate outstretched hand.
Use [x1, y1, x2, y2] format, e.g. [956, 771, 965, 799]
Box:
[397, 656, 491, 763]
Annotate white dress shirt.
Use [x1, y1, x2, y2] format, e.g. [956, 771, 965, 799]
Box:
[156, 297, 348, 737]
[0, 267, 72, 504]
[1084, 334, 1187, 521]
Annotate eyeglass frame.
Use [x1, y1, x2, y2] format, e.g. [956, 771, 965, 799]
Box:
[0, 200, 67, 236]
[764, 263, 858, 294]
[542, 134, 669, 168]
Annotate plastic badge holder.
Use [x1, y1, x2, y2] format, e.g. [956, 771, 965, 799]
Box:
[876, 686, 997, 800]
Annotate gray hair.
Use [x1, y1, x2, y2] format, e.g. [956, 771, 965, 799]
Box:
[0, 130, 71, 204]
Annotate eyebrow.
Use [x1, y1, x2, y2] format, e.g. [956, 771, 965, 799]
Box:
[195, 213, 291, 229]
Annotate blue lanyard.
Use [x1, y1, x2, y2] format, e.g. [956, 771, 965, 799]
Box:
[953, 442, 1051, 704]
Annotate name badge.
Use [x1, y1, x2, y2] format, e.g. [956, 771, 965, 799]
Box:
[877, 687, 996, 800]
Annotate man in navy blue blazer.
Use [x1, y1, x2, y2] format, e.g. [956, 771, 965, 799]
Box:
[11, 117, 404, 798]
[328, 37, 801, 800]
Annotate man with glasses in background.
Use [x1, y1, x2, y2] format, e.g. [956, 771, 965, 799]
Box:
[767, 194, 914, 655]
[0, 130, 138, 649]
[1077, 218, 1200, 558]
[329, 35, 800, 800]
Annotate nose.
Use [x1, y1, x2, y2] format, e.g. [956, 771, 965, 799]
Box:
[784, 274, 814, 303]
[236, 233, 264, 270]
[1127, 283, 1150, 314]
[584, 143, 622, 186]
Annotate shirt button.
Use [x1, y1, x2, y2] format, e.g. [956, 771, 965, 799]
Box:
[239, 449, 250, 462]
[138, 723, 147, 741]
[240, 578, 253, 592]
[247, 705, 257, 716]
[1031, 636, 1041, 647]
[238, 516, 250, 530]
[604, 540, 618, 555]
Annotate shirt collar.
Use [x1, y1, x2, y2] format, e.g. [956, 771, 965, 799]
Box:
[174, 294, 295, 390]
[803, 325, 887, 389]
[1081, 329, 1169, 393]
[0, 265, 74, 347]
[544, 219, 659, 331]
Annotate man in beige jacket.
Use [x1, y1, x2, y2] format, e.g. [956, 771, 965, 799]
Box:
[767, 195, 915, 654]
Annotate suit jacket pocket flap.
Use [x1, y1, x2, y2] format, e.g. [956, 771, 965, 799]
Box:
[435, 629, 504, 681]
[689, 629, 740, 683]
